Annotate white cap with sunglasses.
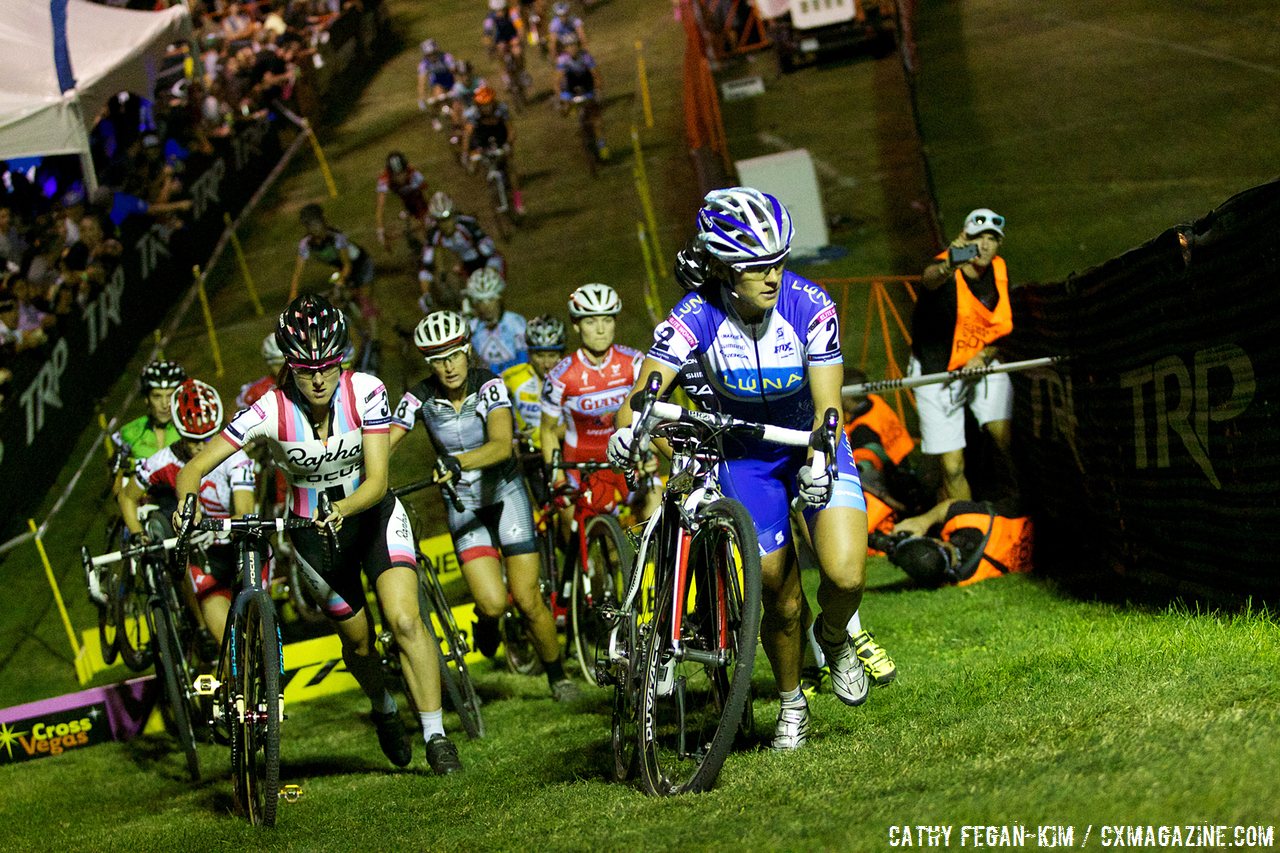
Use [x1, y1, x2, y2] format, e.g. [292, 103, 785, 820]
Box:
[963, 208, 1005, 238]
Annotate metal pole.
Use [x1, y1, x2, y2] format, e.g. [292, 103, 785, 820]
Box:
[842, 356, 1066, 396]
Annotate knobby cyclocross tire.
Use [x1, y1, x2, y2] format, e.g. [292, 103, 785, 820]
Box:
[97, 562, 122, 665]
[488, 171, 512, 241]
[610, 607, 640, 782]
[571, 513, 633, 684]
[500, 607, 544, 675]
[149, 598, 200, 781]
[235, 592, 282, 827]
[637, 498, 761, 796]
[116, 556, 154, 671]
[419, 569, 485, 739]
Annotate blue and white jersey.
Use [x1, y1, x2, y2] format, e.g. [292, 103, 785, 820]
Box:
[470, 310, 528, 374]
[557, 51, 597, 94]
[647, 273, 842, 456]
[418, 53, 458, 89]
[549, 14, 582, 38]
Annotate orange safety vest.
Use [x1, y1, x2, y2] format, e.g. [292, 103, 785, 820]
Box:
[865, 490, 895, 537]
[941, 254, 1012, 371]
[941, 511, 1033, 586]
[846, 393, 915, 469]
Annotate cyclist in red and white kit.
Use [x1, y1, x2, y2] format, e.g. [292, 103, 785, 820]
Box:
[121, 380, 255, 647]
[174, 295, 462, 776]
[539, 283, 641, 528]
[375, 151, 431, 253]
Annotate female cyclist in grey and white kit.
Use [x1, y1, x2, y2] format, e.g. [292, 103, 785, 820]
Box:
[390, 310, 579, 703]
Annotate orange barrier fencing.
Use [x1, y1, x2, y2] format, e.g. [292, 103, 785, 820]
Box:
[691, 0, 772, 61]
[680, 0, 733, 191]
[820, 276, 919, 425]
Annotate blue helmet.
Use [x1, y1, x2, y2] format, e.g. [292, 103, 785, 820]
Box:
[696, 187, 793, 271]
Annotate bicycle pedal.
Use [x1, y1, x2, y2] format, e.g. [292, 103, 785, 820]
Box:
[193, 673, 221, 696]
[279, 784, 304, 803]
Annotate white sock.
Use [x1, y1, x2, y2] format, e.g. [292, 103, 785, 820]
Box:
[419, 709, 445, 741]
[805, 621, 826, 668]
[846, 609, 863, 638]
[373, 689, 397, 716]
[779, 687, 807, 710]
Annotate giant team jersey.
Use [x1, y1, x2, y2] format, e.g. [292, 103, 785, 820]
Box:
[470, 311, 527, 374]
[135, 444, 255, 522]
[648, 273, 842, 457]
[222, 371, 392, 518]
[392, 368, 518, 505]
[542, 345, 642, 463]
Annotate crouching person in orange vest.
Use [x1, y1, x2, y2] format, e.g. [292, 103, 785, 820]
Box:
[876, 499, 1032, 587]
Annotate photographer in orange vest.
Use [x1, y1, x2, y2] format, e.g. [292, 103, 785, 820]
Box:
[911, 208, 1015, 502]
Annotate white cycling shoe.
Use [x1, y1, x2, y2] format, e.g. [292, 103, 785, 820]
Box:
[771, 702, 812, 751]
[816, 615, 870, 707]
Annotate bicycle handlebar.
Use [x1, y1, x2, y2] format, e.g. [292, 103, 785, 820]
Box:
[433, 459, 466, 512]
[85, 536, 180, 568]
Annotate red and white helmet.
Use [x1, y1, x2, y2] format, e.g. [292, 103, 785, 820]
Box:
[170, 379, 224, 440]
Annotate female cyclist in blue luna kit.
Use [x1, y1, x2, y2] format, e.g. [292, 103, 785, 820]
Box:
[174, 295, 462, 776]
[609, 187, 870, 751]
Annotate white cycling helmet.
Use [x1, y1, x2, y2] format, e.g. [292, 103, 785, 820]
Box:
[488, 0, 506, 10]
[261, 332, 284, 368]
[567, 282, 621, 318]
[696, 186, 793, 271]
[428, 191, 454, 220]
[553, 1, 571, 16]
[415, 310, 470, 360]
[466, 267, 506, 301]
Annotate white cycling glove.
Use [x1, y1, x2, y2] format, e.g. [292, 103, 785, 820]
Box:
[607, 426, 635, 471]
[797, 464, 832, 509]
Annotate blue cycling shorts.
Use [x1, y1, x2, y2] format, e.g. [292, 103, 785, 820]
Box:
[717, 430, 866, 556]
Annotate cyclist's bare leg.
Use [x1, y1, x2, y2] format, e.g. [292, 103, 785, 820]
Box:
[333, 607, 393, 704]
[460, 555, 508, 620]
[505, 551, 559, 663]
[758, 545, 804, 693]
[200, 593, 230, 647]
[809, 505, 868, 638]
[374, 565, 443, 713]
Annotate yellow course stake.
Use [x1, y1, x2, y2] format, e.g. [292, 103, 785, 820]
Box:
[630, 125, 667, 277]
[98, 412, 115, 458]
[193, 265, 226, 378]
[224, 212, 264, 316]
[28, 519, 91, 684]
[636, 221, 661, 325]
[635, 40, 654, 130]
[303, 120, 339, 199]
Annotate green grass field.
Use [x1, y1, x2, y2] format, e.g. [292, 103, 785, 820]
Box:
[2, 0, 1279, 847]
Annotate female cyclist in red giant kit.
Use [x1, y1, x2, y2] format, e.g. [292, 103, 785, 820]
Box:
[174, 295, 462, 776]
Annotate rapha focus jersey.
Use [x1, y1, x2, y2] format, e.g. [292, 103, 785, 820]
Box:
[470, 311, 527, 374]
[542, 345, 642, 463]
[135, 444, 255, 520]
[392, 368, 518, 505]
[647, 274, 842, 456]
[222, 371, 392, 518]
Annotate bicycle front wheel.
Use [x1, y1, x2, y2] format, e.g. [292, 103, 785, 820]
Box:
[96, 562, 122, 665]
[419, 565, 485, 739]
[637, 498, 761, 796]
[117, 557, 153, 671]
[150, 598, 200, 781]
[571, 513, 633, 684]
[233, 592, 282, 827]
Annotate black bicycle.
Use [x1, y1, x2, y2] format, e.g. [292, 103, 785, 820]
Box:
[390, 475, 485, 740]
[176, 494, 311, 827]
[83, 529, 203, 782]
[473, 142, 519, 240]
[598, 373, 839, 795]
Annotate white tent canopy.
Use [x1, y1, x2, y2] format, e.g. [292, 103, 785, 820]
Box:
[0, 0, 191, 183]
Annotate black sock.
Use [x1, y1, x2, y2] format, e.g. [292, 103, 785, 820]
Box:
[544, 658, 566, 685]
